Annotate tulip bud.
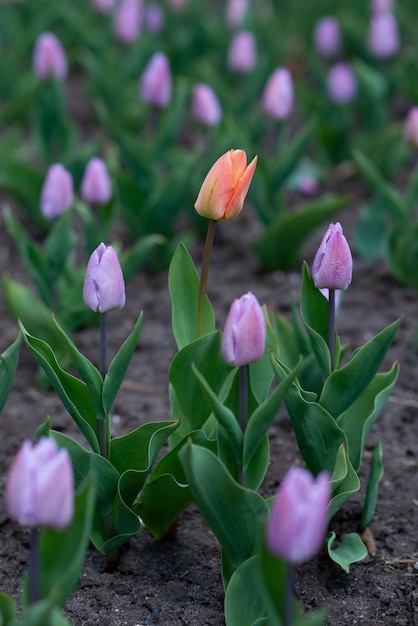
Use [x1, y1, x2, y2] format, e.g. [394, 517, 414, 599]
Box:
[261, 67, 294, 120]
[91, 0, 115, 12]
[194, 149, 257, 221]
[191, 83, 222, 127]
[40, 163, 74, 219]
[368, 12, 399, 59]
[139, 52, 172, 108]
[32, 32, 68, 82]
[221, 292, 266, 367]
[312, 222, 353, 290]
[403, 107, 418, 147]
[327, 62, 357, 105]
[83, 243, 126, 313]
[313, 16, 341, 58]
[371, 0, 394, 13]
[266, 466, 330, 564]
[226, 0, 250, 30]
[114, 0, 143, 45]
[144, 2, 164, 33]
[5, 438, 74, 530]
[167, 0, 187, 9]
[227, 31, 257, 73]
[81, 157, 112, 205]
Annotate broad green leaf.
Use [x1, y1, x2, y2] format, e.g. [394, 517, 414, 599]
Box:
[0, 331, 21, 413]
[362, 439, 384, 529]
[329, 444, 360, 519]
[326, 531, 368, 572]
[102, 476, 141, 556]
[0, 592, 16, 626]
[168, 243, 215, 350]
[225, 556, 267, 626]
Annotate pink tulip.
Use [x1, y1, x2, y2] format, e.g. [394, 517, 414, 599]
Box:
[226, 0, 250, 30]
[312, 222, 353, 290]
[368, 12, 399, 59]
[222, 292, 266, 367]
[261, 67, 294, 120]
[266, 466, 330, 564]
[32, 32, 68, 81]
[194, 149, 257, 221]
[227, 31, 257, 73]
[83, 243, 126, 313]
[313, 16, 341, 57]
[327, 62, 357, 105]
[403, 107, 418, 147]
[114, 0, 143, 44]
[81, 157, 112, 205]
[191, 83, 222, 127]
[5, 438, 74, 530]
[139, 52, 172, 108]
[40, 163, 74, 219]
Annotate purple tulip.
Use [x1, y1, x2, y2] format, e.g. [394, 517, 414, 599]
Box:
[114, 0, 143, 44]
[81, 157, 112, 205]
[261, 67, 294, 120]
[312, 222, 353, 291]
[313, 16, 341, 58]
[40, 163, 74, 219]
[139, 52, 172, 108]
[227, 31, 257, 73]
[266, 466, 330, 564]
[327, 62, 357, 105]
[144, 3, 164, 33]
[368, 12, 399, 59]
[91, 0, 115, 12]
[83, 243, 126, 313]
[371, 0, 394, 14]
[191, 83, 222, 127]
[226, 0, 250, 30]
[167, 0, 187, 9]
[222, 292, 266, 367]
[5, 438, 74, 530]
[32, 32, 68, 82]
[403, 107, 418, 147]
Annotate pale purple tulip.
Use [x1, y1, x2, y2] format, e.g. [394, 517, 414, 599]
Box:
[91, 0, 115, 12]
[40, 163, 74, 219]
[144, 2, 164, 33]
[403, 107, 418, 147]
[32, 32, 68, 81]
[227, 31, 257, 73]
[327, 62, 357, 105]
[191, 83, 222, 127]
[139, 52, 172, 108]
[313, 16, 341, 57]
[83, 243, 126, 313]
[368, 12, 399, 59]
[371, 0, 394, 14]
[5, 438, 74, 530]
[167, 0, 187, 9]
[312, 222, 353, 290]
[222, 292, 266, 367]
[226, 0, 250, 30]
[266, 466, 330, 564]
[81, 157, 112, 205]
[261, 67, 294, 120]
[114, 0, 143, 44]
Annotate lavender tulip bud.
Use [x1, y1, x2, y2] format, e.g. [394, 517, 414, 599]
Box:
[313, 16, 341, 58]
[312, 222, 353, 291]
[144, 3, 164, 33]
[368, 12, 399, 59]
[266, 466, 330, 564]
[327, 62, 357, 105]
[81, 157, 112, 205]
[191, 83, 222, 127]
[167, 0, 187, 9]
[222, 292, 266, 367]
[40, 163, 74, 219]
[32, 32, 68, 82]
[139, 52, 172, 108]
[83, 243, 126, 313]
[114, 0, 143, 45]
[403, 107, 418, 147]
[261, 67, 294, 121]
[227, 31, 257, 73]
[371, 0, 394, 13]
[226, 0, 250, 30]
[91, 0, 115, 12]
[5, 438, 74, 530]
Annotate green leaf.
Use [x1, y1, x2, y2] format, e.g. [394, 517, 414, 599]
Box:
[0, 591, 16, 626]
[329, 444, 360, 519]
[44, 211, 77, 287]
[269, 120, 315, 194]
[326, 531, 368, 572]
[120, 234, 166, 282]
[362, 439, 384, 529]
[0, 331, 21, 413]
[225, 556, 267, 626]
[168, 243, 215, 350]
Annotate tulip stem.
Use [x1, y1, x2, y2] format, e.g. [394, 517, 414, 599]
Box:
[237, 364, 248, 486]
[29, 527, 40, 605]
[328, 289, 336, 372]
[98, 312, 109, 458]
[197, 219, 217, 338]
[283, 563, 295, 626]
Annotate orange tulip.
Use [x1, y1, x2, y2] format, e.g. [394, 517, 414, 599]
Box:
[194, 149, 257, 221]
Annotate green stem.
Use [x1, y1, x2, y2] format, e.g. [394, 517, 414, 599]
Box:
[283, 562, 295, 626]
[98, 312, 109, 458]
[197, 219, 217, 338]
[328, 289, 336, 372]
[29, 527, 39, 605]
[237, 364, 248, 485]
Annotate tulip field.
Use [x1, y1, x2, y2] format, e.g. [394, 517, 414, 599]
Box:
[1, 0, 418, 625]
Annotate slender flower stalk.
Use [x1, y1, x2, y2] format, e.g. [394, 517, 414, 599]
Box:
[29, 528, 40, 605]
[197, 219, 217, 337]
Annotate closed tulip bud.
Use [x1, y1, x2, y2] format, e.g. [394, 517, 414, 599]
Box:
[403, 107, 418, 147]
[313, 16, 341, 57]
[81, 157, 112, 205]
[226, 0, 250, 30]
[40, 163, 74, 219]
[83, 243, 126, 313]
[312, 222, 353, 290]
[227, 31, 257, 73]
[114, 0, 143, 44]
[5, 438, 74, 530]
[368, 12, 399, 59]
[327, 62, 357, 105]
[371, 0, 394, 13]
[167, 0, 187, 9]
[91, 0, 115, 12]
[222, 292, 266, 367]
[139, 52, 172, 108]
[144, 3, 164, 33]
[191, 83, 222, 127]
[194, 149, 257, 221]
[32, 32, 68, 82]
[261, 67, 294, 120]
[266, 466, 330, 564]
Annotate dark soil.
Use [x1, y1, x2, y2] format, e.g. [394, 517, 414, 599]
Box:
[1, 176, 418, 626]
